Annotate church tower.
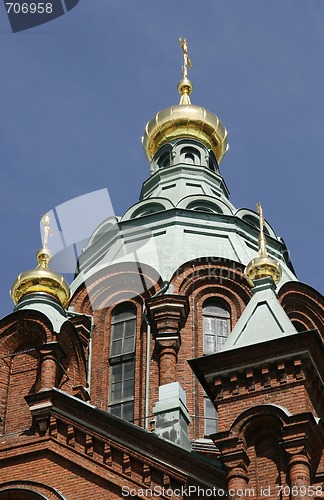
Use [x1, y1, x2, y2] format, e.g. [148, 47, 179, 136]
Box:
[69, 38, 306, 454]
[0, 40, 323, 499]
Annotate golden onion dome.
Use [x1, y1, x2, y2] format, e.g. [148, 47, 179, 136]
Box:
[245, 255, 282, 287]
[143, 79, 228, 164]
[10, 216, 70, 309]
[142, 38, 228, 164]
[245, 203, 282, 287]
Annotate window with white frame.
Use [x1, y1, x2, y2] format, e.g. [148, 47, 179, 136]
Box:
[204, 396, 218, 436]
[108, 305, 136, 422]
[203, 299, 230, 354]
[203, 298, 230, 436]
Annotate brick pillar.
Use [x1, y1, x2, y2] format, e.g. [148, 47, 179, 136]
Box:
[227, 457, 249, 500]
[214, 435, 250, 500]
[227, 465, 249, 500]
[26, 342, 65, 435]
[282, 416, 322, 500]
[156, 339, 179, 385]
[287, 453, 311, 500]
[38, 342, 64, 392]
[146, 295, 189, 385]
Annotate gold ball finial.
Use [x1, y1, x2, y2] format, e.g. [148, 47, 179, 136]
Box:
[177, 78, 193, 105]
[245, 203, 282, 287]
[10, 215, 71, 309]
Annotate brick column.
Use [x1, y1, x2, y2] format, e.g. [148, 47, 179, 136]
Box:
[227, 465, 250, 500]
[282, 416, 322, 500]
[25, 342, 65, 435]
[214, 434, 250, 500]
[156, 338, 179, 385]
[38, 342, 64, 392]
[146, 295, 189, 385]
[287, 453, 311, 500]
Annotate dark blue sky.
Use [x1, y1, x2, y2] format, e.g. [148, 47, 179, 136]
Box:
[0, 1, 323, 317]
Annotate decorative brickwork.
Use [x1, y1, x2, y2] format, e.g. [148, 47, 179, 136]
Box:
[0, 389, 226, 499]
[0, 307, 88, 437]
[190, 325, 324, 498]
[146, 294, 189, 385]
[279, 281, 324, 336]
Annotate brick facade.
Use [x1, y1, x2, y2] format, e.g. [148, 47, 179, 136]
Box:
[0, 253, 323, 498]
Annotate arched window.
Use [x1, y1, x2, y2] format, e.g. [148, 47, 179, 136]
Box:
[208, 154, 218, 173]
[242, 214, 270, 236]
[108, 304, 136, 422]
[203, 299, 230, 354]
[158, 151, 171, 169]
[180, 147, 201, 165]
[186, 200, 223, 214]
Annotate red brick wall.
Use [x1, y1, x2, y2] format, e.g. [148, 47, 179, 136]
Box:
[4, 351, 39, 434]
[72, 259, 252, 438]
[69, 259, 324, 446]
[0, 451, 122, 499]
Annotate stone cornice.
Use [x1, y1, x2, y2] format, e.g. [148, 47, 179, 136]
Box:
[189, 329, 324, 401]
[20, 388, 225, 491]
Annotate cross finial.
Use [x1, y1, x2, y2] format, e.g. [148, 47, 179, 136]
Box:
[41, 213, 52, 250]
[179, 37, 192, 79]
[256, 202, 268, 257]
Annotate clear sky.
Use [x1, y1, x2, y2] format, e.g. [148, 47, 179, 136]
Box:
[0, 0, 323, 317]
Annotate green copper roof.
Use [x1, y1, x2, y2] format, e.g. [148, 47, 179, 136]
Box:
[222, 277, 297, 351]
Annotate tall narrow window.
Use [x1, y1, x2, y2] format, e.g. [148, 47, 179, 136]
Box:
[109, 305, 136, 422]
[204, 396, 218, 436]
[203, 299, 230, 436]
[203, 299, 230, 354]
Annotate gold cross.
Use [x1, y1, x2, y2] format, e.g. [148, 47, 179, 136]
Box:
[256, 202, 268, 257]
[179, 37, 192, 79]
[41, 213, 52, 250]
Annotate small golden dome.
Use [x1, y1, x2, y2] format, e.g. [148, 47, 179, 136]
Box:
[245, 255, 282, 287]
[10, 216, 70, 309]
[142, 39, 228, 164]
[245, 203, 282, 287]
[10, 248, 71, 309]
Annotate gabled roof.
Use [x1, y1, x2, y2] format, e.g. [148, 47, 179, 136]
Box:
[222, 277, 297, 351]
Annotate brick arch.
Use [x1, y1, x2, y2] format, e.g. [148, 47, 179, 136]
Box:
[0, 311, 55, 358]
[279, 282, 324, 338]
[171, 258, 252, 329]
[56, 321, 87, 395]
[69, 282, 93, 315]
[172, 258, 251, 298]
[230, 404, 291, 437]
[230, 405, 290, 497]
[70, 261, 163, 313]
[168, 260, 252, 440]
[0, 491, 46, 499]
[0, 481, 66, 499]
[229, 405, 290, 454]
[0, 312, 56, 435]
